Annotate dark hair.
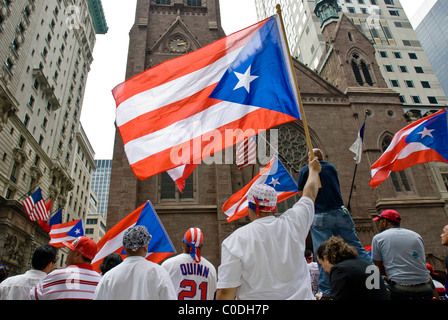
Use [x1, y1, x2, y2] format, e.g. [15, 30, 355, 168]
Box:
[99, 253, 123, 275]
[32, 245, 57, 270]
[0, 264, 10, 282]
[316, 236, 358, 265]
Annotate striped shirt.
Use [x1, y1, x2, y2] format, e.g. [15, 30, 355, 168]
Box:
[29, 264, 101, 300]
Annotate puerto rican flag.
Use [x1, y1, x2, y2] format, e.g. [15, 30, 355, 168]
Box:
[92, 201, 176, 273]
[167, 164, 198, 193]
[370, 108, 448, 187]
[22, 188, 49, 221]
[223, 156, 298, 222]
[49, 219, 84, 247]
[112, 15, 301, 181]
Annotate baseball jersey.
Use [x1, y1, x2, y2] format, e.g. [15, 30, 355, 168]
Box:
[29, 263, 101, 300]
[162, 253, 217, 300]
[217, 196, 315, 300]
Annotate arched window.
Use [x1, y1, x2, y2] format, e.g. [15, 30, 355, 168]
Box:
[352, 60, 364, 85]
[381, 135, 411, 192]
[361, 61, 373, 86]
[350, 52, 374, 86]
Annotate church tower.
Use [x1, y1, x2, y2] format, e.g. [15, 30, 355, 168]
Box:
[108, 0, 231, 267]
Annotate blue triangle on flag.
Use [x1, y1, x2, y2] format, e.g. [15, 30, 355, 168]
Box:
[66, 219, 84, 238]
[121, 201, 175, 255]
[263, 157, 298, 192]
[209, 16, 301, 120]
[49, 209, 62, 226]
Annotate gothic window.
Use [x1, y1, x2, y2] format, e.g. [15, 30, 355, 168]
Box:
[156, 0, 170, 4]
[381, 135, 411, 192]
[352, 60, 364, 86]
[160, 172, 194, 201]
[351, 53, 374, 86]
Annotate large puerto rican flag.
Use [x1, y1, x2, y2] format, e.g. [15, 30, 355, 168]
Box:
[112, 15, 301, 180]
[370, 108, 448, 187]
[92, 201, 176, 273]
[223, 156, 298, 222]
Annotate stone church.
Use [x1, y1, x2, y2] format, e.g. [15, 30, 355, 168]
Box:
[108, 0, 448, 273]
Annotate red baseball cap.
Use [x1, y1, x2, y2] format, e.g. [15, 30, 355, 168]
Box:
[373, 209, 401, 224]
[63, 236, 97, 260]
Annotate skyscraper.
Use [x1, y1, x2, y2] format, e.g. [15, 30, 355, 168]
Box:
[413, 0, 448, 98]
[0, 0, 107, 274]
[91, 159, 111, 218]
[255, 0, 447, 117]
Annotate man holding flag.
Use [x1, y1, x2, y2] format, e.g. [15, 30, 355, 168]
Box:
[297, 148, 372, 296]
[216, 154, 321, 300]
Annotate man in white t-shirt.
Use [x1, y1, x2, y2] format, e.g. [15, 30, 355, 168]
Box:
[94, 225, 176, 300]
[216, 155, 321, 300]
[162, 228, 217, 300]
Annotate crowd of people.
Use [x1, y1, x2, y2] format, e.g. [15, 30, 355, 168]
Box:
[0, 149, 447, 300]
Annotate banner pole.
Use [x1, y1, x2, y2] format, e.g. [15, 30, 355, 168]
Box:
[276, 4, 321, 187]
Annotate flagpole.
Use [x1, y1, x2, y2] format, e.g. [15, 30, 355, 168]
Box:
[347, 111, 368, 211]
[275, 5, 321, 187]
[16, 183, 41, 202]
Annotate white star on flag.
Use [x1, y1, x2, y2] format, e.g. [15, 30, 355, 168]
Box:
[269, 177, 281, 187]
[233, 65, 258, 93]
[74, 228, 81, 235]
[418, 127, 435, 139]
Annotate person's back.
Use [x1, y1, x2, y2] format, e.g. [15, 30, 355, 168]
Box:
[95, 256, 175, 300]
[162, 253, 217, 300]
[218, 196, 315, 300]
[330, 258, 390, 300]
[372, 227, 429, 284]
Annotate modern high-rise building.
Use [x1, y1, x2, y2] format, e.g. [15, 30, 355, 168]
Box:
[91, 159, 111, 218]
[0, 0, 107, 274]
[254, 0, 447, 117]
[412, 0, 448, 98]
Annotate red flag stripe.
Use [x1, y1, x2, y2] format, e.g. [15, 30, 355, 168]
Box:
[118, 84, 220, 145]
[129, 109, 297, 179]
[112, 20, 266, 106]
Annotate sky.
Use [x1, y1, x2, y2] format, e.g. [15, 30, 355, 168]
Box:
[80, 0, 426, 160]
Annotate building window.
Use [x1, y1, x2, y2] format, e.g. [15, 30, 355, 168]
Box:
[160, 172, 194, 200]
[421, 81, 431, 88]
[399, 65, 408, 73]
[390, 80, 399, 87]
[409, 52, 418, 59]
[381, 135, 411, 192]
[156, 0, 170, 4]
[379, 51, 388, 58]
[414, 66, 424, 74]
[405, 80, 414, 88]
[385, 65, 393, 72]
[411, 96, 421, 104]
[428, 96, 438, 104]
[361, 61, 373, 86]
[352, 60, 364, 85]
[187, 0, 201, 5]
[393, 52, 401, 59]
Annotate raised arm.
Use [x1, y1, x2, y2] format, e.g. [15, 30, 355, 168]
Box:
[302, 156, 321, 202]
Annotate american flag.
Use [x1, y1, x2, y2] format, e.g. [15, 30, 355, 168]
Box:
[236, 136, 257, 169]
[22, 188, 49, 221]
[112, 15, 301, 181]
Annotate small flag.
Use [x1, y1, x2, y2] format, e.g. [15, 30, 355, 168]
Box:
[236, 136, 257, 169]
[49, 219, 84, 247]
[223, 156, 298, 222]
[22, 188, 49, 221]
[92, 201, 176, 272]
[349, 122, 365, 164]
[38, 206, 62, 233]
[370, 108, 448, 187]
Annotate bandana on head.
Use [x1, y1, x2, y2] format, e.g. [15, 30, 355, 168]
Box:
[183, 227, 203, 263]
[122, 225, 152, 251]
[247, 184, 277, 216]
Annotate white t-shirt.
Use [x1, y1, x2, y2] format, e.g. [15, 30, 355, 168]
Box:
[162, 253, 217, 300]
[217, 196, 315, 300]
[94, 256, 176, 300]
[0, 270, 47, 300]
[371, 227, 430, 284]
